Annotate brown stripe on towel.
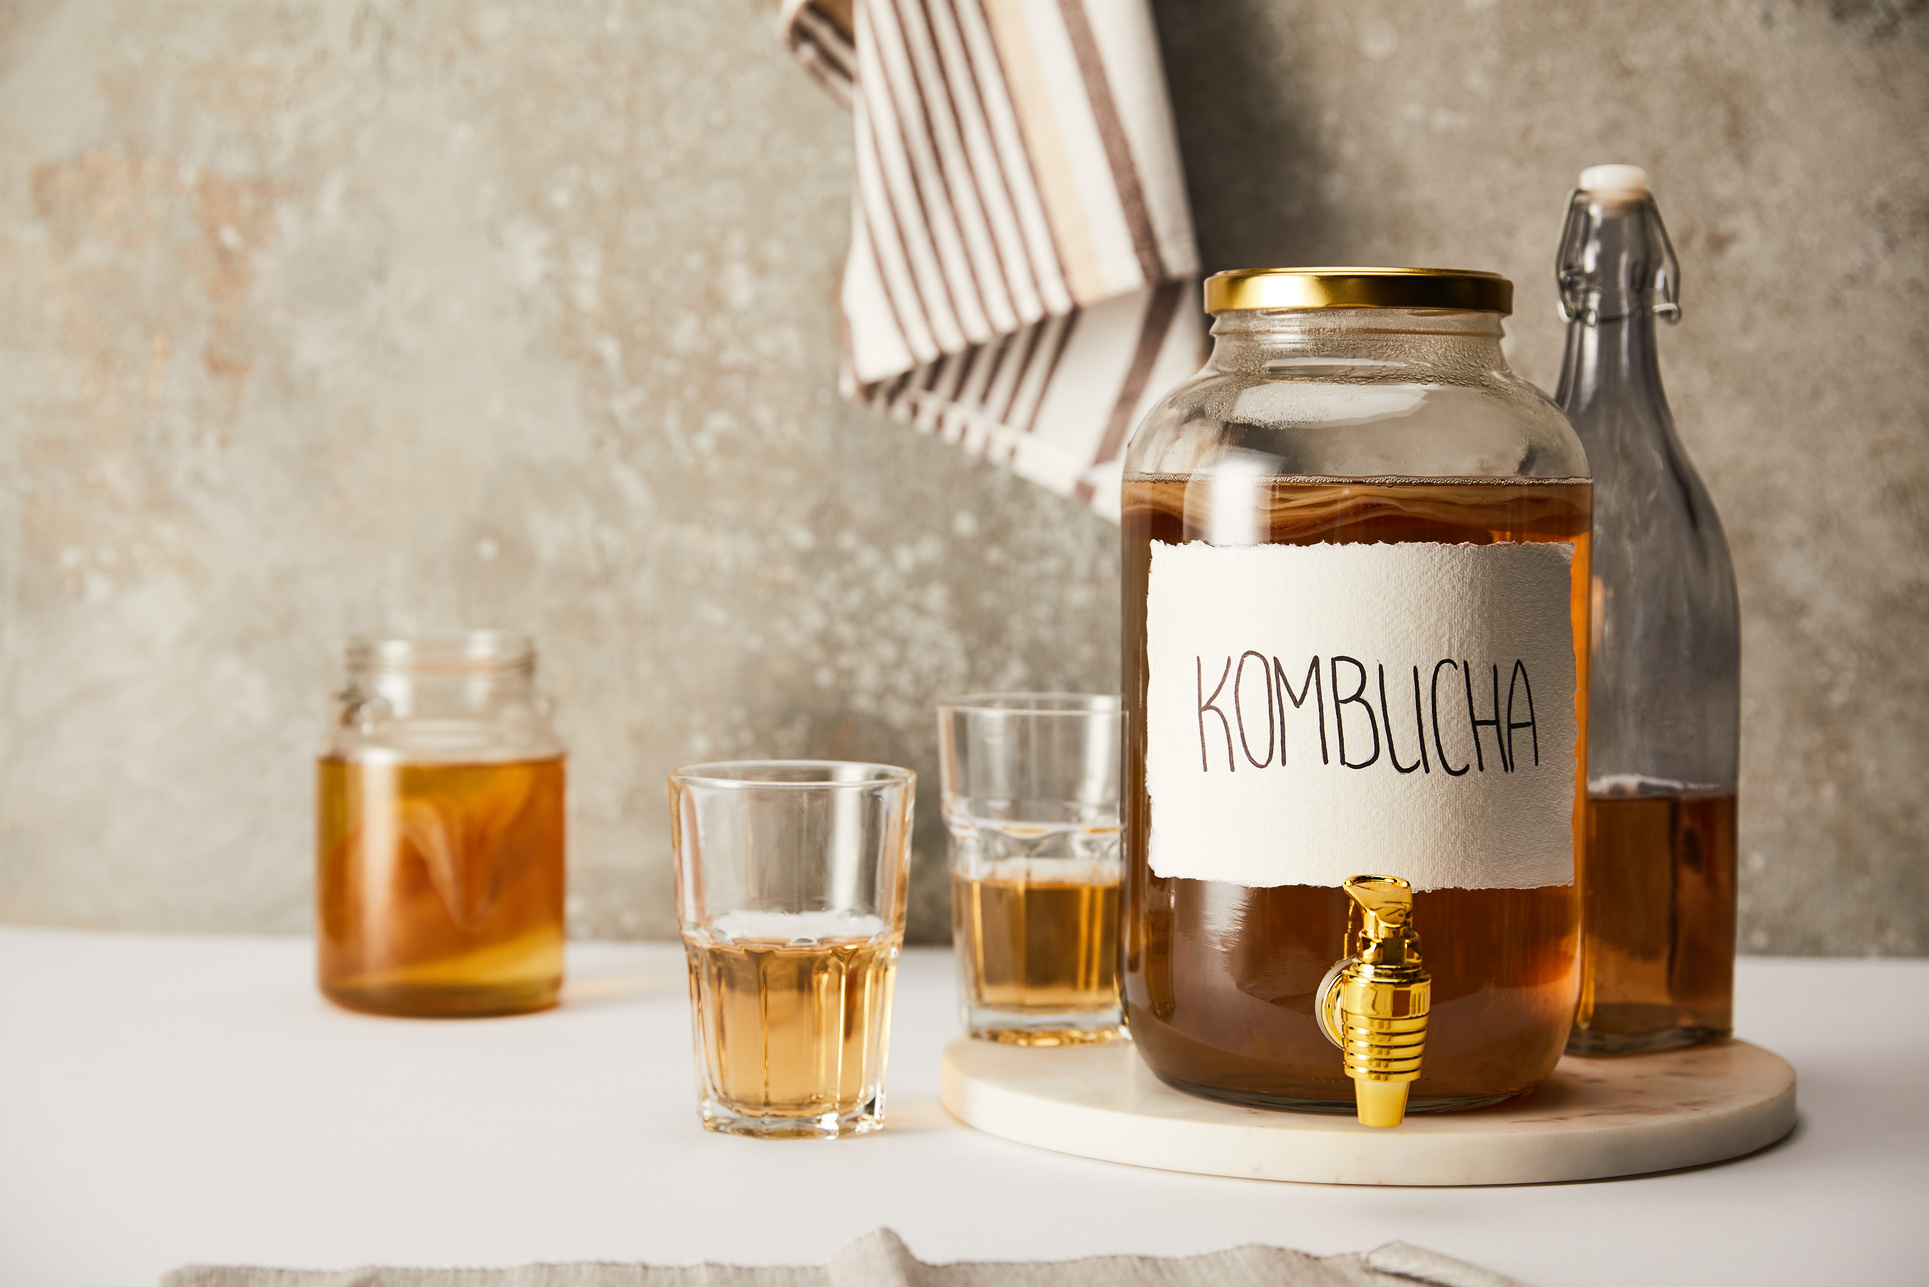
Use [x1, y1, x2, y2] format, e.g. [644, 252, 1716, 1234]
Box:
[947, 340, 981, 405]
[780, 0, 1199, 522]
[868, 0, 993, 341]
[1021, 309, 1080, 435]
[967, 330, 1012, 412]
[857, 0, 966, 352]
[948, 0, 1070, 315]
[1072, 279, 1185, 503]
[997, 316, 1048, 425]
[912, 354, 955, 432]
[939, 343, 982, 444]
[784, 0, 859, 99]
[856, 89, 943, 362]
[857, 214, 917, 378]
[1054, 0, 1164, 283]
[979, 0, 1106, 304]
[907, 0, 1023, 331]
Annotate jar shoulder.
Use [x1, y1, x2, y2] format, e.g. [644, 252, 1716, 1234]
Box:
[1122, 366, 1589, 482]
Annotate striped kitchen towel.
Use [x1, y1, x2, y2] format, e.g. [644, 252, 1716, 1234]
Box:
[778, 0, 1204, 520]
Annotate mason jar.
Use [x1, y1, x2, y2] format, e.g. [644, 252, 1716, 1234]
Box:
[1121, 268, 1591, 1111]
[317, 632, 567, 1017]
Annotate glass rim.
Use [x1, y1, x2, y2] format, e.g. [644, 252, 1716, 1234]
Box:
[938, 692, 1123, 716]
[346, 631, 535, 673]
[669, 759, 916, 789]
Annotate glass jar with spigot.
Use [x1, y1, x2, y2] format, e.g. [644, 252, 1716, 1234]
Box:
[1121, 268, 1591, 1120]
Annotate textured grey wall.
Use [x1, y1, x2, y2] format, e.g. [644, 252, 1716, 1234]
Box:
[0, 1, 1922, 952]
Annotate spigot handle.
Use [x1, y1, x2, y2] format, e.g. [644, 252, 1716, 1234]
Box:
[1346, 875, 1413, 931]
[1323, 875, 1431, 1128]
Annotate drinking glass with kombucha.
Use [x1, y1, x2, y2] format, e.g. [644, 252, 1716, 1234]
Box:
[317, 633, 566, 1018]
[939, 694, 1126, 1046]
[670, 761, 914, 1139]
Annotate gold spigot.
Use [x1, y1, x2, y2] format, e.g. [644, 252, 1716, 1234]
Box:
[1316, 875, 1431, 1128]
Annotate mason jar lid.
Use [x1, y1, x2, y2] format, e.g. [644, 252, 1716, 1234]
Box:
[1204, 267, 1513, 316]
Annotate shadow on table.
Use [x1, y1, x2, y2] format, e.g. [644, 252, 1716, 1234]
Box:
[559, 969, 685, 1009]
[880, 1099, 955, 1135]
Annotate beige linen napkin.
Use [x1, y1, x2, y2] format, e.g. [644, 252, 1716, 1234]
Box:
[162, 1227, 1531, 1287]
[774, 0, 1205, 518]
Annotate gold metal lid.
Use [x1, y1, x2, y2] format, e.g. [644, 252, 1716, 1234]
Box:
[1204, 267, 1513, 316]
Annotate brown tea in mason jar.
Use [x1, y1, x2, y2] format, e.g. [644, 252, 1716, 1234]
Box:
[1120, 269, 1592, 1114]
[316, 633, 566, 1018]
[317, 756, 565, 1017]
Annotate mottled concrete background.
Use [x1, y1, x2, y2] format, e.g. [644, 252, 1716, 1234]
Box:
[0, 2, 1922, 952]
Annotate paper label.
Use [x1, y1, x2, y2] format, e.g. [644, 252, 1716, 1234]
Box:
[1144, 540, 1578, 891]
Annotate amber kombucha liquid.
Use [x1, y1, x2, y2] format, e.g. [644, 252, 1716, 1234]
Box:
[953, 872, 1121, 1042]
[686, 922, 899, 1136]
[317, 755, 565, 1017]
[1122, 476, 1590, 1110]
[1570, 789, 1736, 1053]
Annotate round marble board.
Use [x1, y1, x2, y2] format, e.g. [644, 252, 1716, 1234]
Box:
[940, 1037, 1796, 1186]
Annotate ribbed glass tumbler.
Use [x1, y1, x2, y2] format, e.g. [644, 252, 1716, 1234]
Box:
[670, 761, 915, 1139]
[940, 695, 1126, 1046]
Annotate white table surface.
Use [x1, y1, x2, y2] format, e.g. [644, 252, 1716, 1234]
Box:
[1, 928, 1925, 1287]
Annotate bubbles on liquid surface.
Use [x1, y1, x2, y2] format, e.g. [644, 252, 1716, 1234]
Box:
[702, 910, 891, 946]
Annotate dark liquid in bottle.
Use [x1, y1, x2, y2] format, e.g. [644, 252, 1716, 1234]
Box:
[1570, 789, 1736, 1054]
[1122, 476, 1590, 1111]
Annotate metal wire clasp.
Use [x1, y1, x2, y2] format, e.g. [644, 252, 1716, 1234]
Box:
[1317, 875, 1431, 1128]
[1556, 187, 1681, 325]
